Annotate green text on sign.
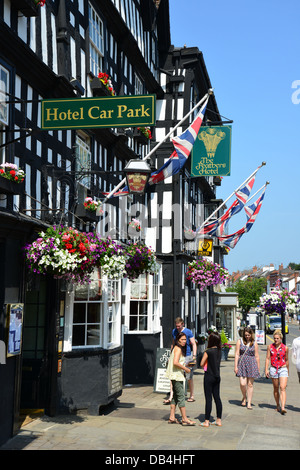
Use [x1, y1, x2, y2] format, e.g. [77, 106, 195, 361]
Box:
[41, 95, 156, 130]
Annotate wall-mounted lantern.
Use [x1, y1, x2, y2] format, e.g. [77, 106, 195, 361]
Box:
[123, 159, 151, 194]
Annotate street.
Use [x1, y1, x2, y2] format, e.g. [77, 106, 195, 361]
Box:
[1, 323, 300, 452]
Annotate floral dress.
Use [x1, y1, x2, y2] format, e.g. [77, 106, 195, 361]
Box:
[236, 341, 260, 378]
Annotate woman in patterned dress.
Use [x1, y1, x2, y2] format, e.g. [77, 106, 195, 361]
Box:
[234, 327, 260, 409]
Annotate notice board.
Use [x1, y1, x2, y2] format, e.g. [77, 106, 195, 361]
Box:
[153, 348, 171, 394]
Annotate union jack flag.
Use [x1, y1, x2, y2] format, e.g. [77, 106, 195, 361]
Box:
[198, 175, 256, 237]
[218, 187, 266, 249]
[102, 187, 129, 197]
[148, 98, 208, 185]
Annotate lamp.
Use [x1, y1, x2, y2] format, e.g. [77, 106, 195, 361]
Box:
[123, 159, 151, 194]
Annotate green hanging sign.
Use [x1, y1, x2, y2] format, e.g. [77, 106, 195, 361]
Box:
[41, 95, 156, 130]
[191, 126, 232, 177]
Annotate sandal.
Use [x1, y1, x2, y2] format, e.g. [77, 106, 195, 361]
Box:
[168, 418, 180, 424]
[211, 421, 222, 427]
[187, 398, 195, 402]
[181, 419, 196, 426]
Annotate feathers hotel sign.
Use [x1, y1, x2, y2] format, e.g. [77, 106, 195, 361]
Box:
[191, 125, 232, 177]
[41, 95, 156, 130]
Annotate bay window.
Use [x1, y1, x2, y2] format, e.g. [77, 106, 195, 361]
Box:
[65, 269, 121, 350]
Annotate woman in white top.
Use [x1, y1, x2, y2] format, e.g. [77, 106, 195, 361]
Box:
[165, 332, 196, 426]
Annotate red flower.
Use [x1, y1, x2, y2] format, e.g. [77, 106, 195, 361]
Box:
[79, 243, 86, 252]
[10, 170, 16, 177]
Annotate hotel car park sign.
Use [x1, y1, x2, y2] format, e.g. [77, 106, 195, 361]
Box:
[41, 95, 156, 130]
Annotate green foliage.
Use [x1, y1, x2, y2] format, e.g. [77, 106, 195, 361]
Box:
[226, 277, 267, 313]
[288, 262, 300, 270]
[220, 329, 228, 345]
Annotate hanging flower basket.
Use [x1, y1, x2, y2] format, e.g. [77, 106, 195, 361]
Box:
[75, 202, 100, 223]
[258, 289, 299, 316]
[85, 233, 127, 279]
[128, 218, 141, 238]
[83, 197, 103, 214]
[24, 226, 95, 284]
[134, 127, 152, 144]
[186, 259, 229, 291]
[97, 72, 116, 96]
[0, 163, 25, 194]
[184, 229, 196, 240]
[0, 163, 25, 183]
[125, 242, 159, 280]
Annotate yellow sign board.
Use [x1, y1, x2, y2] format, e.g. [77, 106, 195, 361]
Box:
[198, 239, 213, 257]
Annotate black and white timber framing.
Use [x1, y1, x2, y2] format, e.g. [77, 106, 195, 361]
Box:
[0, 0, 225, 441]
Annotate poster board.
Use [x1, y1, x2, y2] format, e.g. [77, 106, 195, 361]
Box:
[153, 348, 171, 393]
[6, 303, 24, 357]
[255, 329, 265, 345]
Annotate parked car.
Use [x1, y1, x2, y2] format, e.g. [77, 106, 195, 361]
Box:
[266, 315, 289, 334]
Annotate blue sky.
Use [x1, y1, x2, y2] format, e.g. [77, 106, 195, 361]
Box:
[169, 0, 300, 274]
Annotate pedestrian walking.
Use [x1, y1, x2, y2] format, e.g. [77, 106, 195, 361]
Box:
[199, 331, 222, 427]
[165, 332, 196, 426]
[234, 327, 260, 410]
[265, 329, 289, 414]
[171, 317, 197, 402]
[291, 331, 300, 383]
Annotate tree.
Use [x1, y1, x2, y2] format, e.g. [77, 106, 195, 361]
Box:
[288, 262, 300, 270]
[226, 278, 267, 313]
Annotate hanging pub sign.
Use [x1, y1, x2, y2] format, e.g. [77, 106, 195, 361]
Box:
[41, 94, 156, 130]
[198, 238, 213, 257]
[191, 126, 232, 177]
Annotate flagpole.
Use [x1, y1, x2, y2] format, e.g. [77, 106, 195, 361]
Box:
[245, 181, 269, 204]
[101, 90, 212, 203]
[198, 162, 266, 230]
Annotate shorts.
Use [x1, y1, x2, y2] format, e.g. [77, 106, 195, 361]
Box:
[171, 380, 185, 408]
[185, 355, 195, 380]
[269, 366, 289, 379]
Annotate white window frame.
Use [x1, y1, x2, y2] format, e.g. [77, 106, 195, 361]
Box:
[64, 269, 122, 351]
[0, 64, 9, 126]
[88, 3, 104, 76]
[134, 73, 143, 95]
[127, 267, 162, 334]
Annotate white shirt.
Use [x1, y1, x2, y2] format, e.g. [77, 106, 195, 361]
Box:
[291, 336, 300, 372]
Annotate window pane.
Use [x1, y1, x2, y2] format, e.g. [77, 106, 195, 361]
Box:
[73, 303, 86, 323]
[87, 325, 100, 345]
[89, 270, 102, 300]
[87, 303, 100, 323]
[74, 283, 89, 301]
[139, 316, 147, 331]
[72, 325, 85, 346]
[130, 274, 148, 299]
[129, 315, 138, 331]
